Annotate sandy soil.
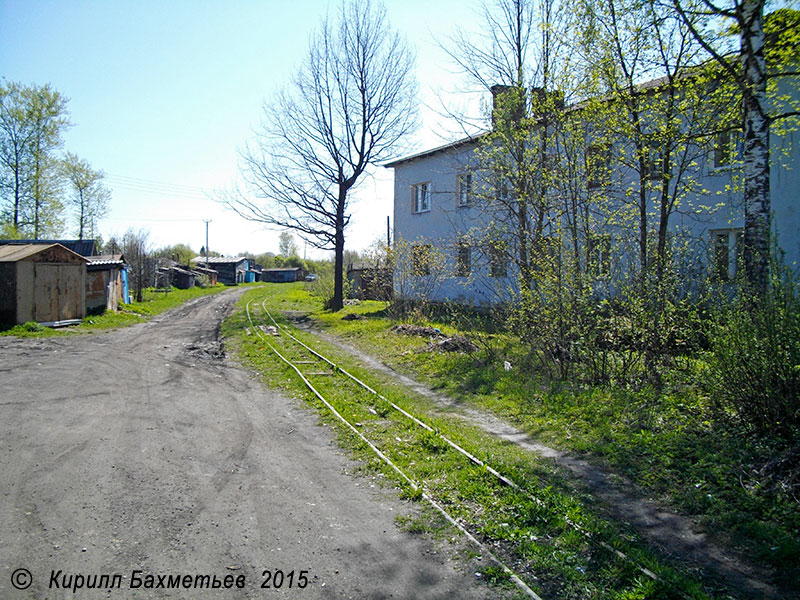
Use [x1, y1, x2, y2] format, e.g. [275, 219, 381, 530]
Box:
[0, 289, 497, 599]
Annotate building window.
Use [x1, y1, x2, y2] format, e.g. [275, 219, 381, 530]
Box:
[588, 234, 611, 276]
[587, 143, 611, 190]
[497, 180, 510, 203]
[457, 172, 472, 206]
[412, 244, 432, 276]
[643, 142, 664, 181]
[489, 242, 507, 278]
[712, 130, 739, 170]
[456, 241, 471, 276]
[412, 182, 430, 213]
[712, 228, 743, 280]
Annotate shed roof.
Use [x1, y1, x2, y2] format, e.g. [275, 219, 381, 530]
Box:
[0, 239, 96, 256]
[88, 254, 125, 266]
[0, 243, 90, 263]
[262, 267, 303, 273]
[191, 256, 246, 265]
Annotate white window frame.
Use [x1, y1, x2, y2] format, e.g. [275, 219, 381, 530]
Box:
[411, 182, 431, 213]
[710, 130, 740, 172]
[711, 228, 743, 280]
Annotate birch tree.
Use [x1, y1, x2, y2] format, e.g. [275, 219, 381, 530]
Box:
[226, 0, 417, 310]
[671, 1, 800, 291]
[0, 81, 70, 238]
[62, 152, 110, 240]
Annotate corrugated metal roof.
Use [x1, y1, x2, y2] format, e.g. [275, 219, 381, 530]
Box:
[191, 256, 246, 264]
[0, 243, 90, 263]
[0, 239, 96, 256]
[262, 267, 303, 272]
[88, 254, 124, 266]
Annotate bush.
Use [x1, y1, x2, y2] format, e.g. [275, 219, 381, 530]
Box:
[709, 270, 800, 441]
[22, 321, 45, 332]
[305, 262, 350, 310]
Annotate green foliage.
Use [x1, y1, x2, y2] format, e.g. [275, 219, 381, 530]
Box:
[0, 80, 71, 238]
[247, 283, 799, 585]
[154, 242, 196, 265]
[708, 269, 800, 441]
[305, 260, 350, 309]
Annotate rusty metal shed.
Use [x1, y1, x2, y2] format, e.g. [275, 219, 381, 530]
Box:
[0, 243, 89, 325]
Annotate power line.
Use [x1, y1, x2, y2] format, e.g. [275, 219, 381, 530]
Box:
[105, 173, 213, 199]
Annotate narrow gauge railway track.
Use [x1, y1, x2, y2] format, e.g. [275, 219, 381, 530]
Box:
[244, 295, 698, 600]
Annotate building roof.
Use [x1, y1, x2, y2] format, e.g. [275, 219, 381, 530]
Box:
[191, 255, 246, 265]
[0, 239, 96, 256]
[383, 134, 486, 168]
[87, 254, 125, 266]
[262, 267, 304, 273]
[0, 243, 90, 263]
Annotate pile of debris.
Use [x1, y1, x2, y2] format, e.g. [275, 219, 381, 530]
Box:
[184, 341, 225, 361]
[390, 323, 477, 354]
[342, 313, 364, 321]
[424, 335, 477, 354]
[390, 324, 442, 337]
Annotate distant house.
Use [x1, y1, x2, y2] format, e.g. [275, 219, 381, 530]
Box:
[0, 243, 90, 325]
[191, 256, 248, 285]
[87, 254, 129, 312]
[262, 267, 307, 283]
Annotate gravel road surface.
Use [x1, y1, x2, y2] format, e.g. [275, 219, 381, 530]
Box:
[0, 289, 492, 599]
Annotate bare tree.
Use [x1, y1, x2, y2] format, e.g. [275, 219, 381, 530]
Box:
[62, 152, 110, 240]
[122, 228, 153, 302]
[225, 0, 417, 310]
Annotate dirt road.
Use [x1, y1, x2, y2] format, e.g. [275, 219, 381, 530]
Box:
[0, 289, 491, 599]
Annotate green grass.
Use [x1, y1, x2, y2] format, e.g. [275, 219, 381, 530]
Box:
[223, 284, 721, 599]
[226, 283, 799, 596]
[0, 284, 227, 337]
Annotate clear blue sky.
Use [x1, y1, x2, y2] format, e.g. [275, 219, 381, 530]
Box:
[0, 0, 482, 257]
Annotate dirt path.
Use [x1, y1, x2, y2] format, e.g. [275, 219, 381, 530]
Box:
[0, 289, 496, 599]
[295, 319, 783, 600]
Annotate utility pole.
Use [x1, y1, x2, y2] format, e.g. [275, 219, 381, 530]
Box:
[203, 219, 211, 268]
[386, 215, 391, 249]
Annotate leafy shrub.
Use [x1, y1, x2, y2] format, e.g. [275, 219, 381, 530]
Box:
[709, 270, 800, 441]
[305, 262, 350, 310]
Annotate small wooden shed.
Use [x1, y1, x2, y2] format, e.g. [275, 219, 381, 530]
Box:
[262, 267, 308, 283]
[87, 254, 127, 313]
[0, 243, 89, 325]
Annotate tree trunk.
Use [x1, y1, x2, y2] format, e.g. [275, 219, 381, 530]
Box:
[331, 186, 346, 312]
[79, 190, 86, 240]
[740, 0, 770, 292]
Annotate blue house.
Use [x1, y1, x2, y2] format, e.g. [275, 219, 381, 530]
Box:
[386, 83, 800, 306]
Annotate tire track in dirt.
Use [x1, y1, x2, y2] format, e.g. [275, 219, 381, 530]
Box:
[0, 289, 501, 599]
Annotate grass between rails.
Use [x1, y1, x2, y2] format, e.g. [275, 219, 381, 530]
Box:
[305, 291, 799, 587]
[0, 284, 228, 337]
[223, 285, 720, 600]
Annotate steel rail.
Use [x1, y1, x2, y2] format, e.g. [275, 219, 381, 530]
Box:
[252, 295, 692, 600]
[245, 300, 543, 600]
